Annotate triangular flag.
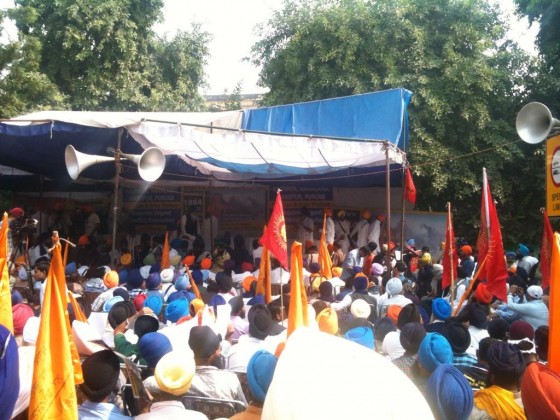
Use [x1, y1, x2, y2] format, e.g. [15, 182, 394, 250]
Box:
[161, 231, 170, 269]
[256, 226, 272, 304]
[287, 241, 308, 337]
[319, 213, 333, 279]
[442, 204, 458, 290]
[185, 266, 202, 300]
[29, 239, 80, 419]
[0, 212, 13, 333]
[261, 190, 288, 270]
[405, 167, 416, 205]
[549, 232, 560, 374]
[68, 291, 88, 323]
[540, 209, 554, 291]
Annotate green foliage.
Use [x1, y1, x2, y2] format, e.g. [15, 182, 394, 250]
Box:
[251, 0, 543, 245]
[9, 0, 208, 111]
[223, 82, 243, 111]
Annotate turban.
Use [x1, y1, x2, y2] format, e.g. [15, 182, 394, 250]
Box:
[120, 253, 132, 266]
[165, 298, 190, 323]
[127, 269, 144, 289]
[139, 265, 151, 280]
[324, 208, 332, 217]
[386, 305, 402, 325]
[468, 303, 488, 329]
[248, 294, 265, 306]
[210, 295, 227, 314]
[427, 364, 473, 420]
[344, 326, 374, 349]
[350, 299, 370, 319]
[170, 254, 181, 267]
[191, 270, 203, 285]
[133, 294, 147, 312]
[160, 268, 174, 284]
[12, 304, 34, 335]
[108, 301, 135, 329]
[521, 362, 560, 420]
[190, 298, 205, 315]
[362, 210, 371, 219]
[155, 350, 196, 396]
[372, 263, 384, 276]
[138, 332, 172, 368]
[432, 298, 451, 320]
[79, 350, 120, 402]
[247, 350, 278, 402]
[118, 269, 128, 285]
[65, 262, 77, 275]
[223, 259, 236, 271]
[200, 258, 212, 270]
[332, 267, 342, 277]
[102, 296, 124, 313]
[113, 287, 129, 302]
[352, 266, 363, 275]
[517, 244, 529, 257]
[407, 239, 416, 247]
[418, 333, 453, 373]
[11, 290, 23, 306]
[228, 295, 244, 314]
[432, 264, 444, 280]
[78, 235, 89, 245]
[386, 277, 403, 296]
[248, 304, 274, 339]
[243, 275, 256, 292]
[486, 341, 525, 379]
[510, 320, 534, 341]
[353, 276, 368, 291]
[397, 304, 421, 329]
[189, 326, 221, 359]
[241, 261, 254, 273]
[419, 253, 432, 265]
[461, 245, 473, 256]
[103, 270, 119, 289]
[175, 274, 188, 291]
[488, 318, 511, 340]
[317, 308, 338, 335]
[9, 207, 23, 218]
[399, 322, 426, 354]
[444, 321, 471, 354]
[144, 295, 163, 316]
[309, 262, 320, 274]
[133, 314, 159, 339]
[22, 317, 40, 344]
[146, 272, 161, 290]
[474, 283, 493, 305]
[143, 253, 156, 266]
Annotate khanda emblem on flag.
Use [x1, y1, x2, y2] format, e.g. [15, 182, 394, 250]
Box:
[262, 190, 289, 270]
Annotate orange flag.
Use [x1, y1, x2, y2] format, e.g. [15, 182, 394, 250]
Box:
[319, 213, 333, 279]
[185, 267, 202, 300]
[442, 203, 458, 290]
[161, 231, 170, 269]
[287, 241, 308, 337]
[257, 227, 272, 303]
[0, 212, 13, 333]
[549, 232, 560, 374]
[29, 241, 80, 420]
[540, 209, 554, 291]
[68, 291, 88, 323]
[261, 190, 288, 270]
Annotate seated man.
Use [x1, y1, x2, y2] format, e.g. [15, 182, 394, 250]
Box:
[187, 326, 247, 404]
[78, 350, 130, 419]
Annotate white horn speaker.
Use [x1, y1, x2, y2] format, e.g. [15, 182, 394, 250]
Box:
[516, 102, 560, 144]
[65, 145, 115, 180]
[121, 147, 166, 182]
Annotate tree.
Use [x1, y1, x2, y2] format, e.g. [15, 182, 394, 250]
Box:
[251, 0, 542, 245]
[10, 0, 209, 111]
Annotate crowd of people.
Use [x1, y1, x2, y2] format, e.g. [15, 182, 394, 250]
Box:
[1, 203, 558, 419]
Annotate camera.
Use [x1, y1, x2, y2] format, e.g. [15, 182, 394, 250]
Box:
[10, 218, 38, 240]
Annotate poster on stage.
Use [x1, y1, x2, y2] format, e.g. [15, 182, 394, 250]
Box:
[122, 188, 182, 234]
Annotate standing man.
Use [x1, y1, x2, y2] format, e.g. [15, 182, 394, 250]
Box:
[350, 210, 371, 249]
[201, 207, 219, 253]
[297, 207, 314, 245]
[84, 205, 101, 240]
[334, 210, 352, 254]
[324, 208, 335, 245]
[368, 214, 385, 253]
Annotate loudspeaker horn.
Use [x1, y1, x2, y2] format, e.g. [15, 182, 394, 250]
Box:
[516, 102, 560, 144]
[65, 145, 115, 180]
[121, 147, 166, 182]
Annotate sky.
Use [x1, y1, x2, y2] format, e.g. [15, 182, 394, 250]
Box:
[0, 0, 540, 95]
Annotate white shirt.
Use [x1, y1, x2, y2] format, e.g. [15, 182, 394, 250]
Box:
[351, 219, 370, 249]
[368, 219, 382, 251]
[226, 335, 267, 373]
[201, 215, 219, 251]
[271, 267, 290, 285]
[334, 219, 352, 253]
[378, 295, 413, 319]
[467, 325, 489, 358]
[382, 331, 405, 360]
[297, 216, 314, 243]
[135, 401, 208, 420]
[325, 216, 335, 244]
[84, 212, 100, 236]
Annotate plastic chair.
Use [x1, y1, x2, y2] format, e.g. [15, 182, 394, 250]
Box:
[181, 395, 246, 419]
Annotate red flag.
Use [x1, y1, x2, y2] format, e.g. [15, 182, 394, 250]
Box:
[442, 204, 458, 290]
[476, 169, 491, 279]
[405, 167, 416, 205]
[257, 226, 272, 304]
[541, 209, 554, 290]
[261, 190, 288, 270]
[478, 169, 508, 302]
[161, 231, 170, 269]
[318, 213, 333, 280]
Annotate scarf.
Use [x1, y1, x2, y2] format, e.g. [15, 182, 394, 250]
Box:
[474, 385, 526, 420]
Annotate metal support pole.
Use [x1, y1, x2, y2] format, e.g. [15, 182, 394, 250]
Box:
[111, 128, 122, 265]
[400, 164, 406, 261]
[385, 143, 392, 272]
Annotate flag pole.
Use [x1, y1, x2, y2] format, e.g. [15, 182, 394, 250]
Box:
[400, 165, 406, 261]
[453, 256, 487, 316]
[385, 143, 392, 270]
[448, 202, 455, 303]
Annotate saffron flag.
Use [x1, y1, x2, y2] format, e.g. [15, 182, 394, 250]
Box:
[256, 226, 272, 303]
[0, 212, 13, 333]
[161, 231, 170, 269]
[405, 167, 416, 205]
[549, 232, 560, 374]
[540, 209, 554, 291]
[261, 190, 288, 270]
[319, 213, 333, 279]
[478, 169, 508, 302]
[29, 241, 80, 420]
[68, 291, 88, 323]
[185, 267, 202, 300]
[442, 204, 458, 290]
[287, 241, 308, 337]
